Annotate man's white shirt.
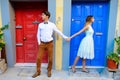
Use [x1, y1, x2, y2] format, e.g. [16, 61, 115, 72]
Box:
[37, 21, 68, 45]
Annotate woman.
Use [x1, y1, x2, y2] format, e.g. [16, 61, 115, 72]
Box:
[69, 15, 94, 73]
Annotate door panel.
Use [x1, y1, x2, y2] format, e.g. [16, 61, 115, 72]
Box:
[23, 10, 38, 62]
[16, 2, 47, 63]
[70, 2, 109, 66]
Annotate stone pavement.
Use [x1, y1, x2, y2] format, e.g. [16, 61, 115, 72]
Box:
[0, 67, 116, 80]
[113, 72, 120, 80]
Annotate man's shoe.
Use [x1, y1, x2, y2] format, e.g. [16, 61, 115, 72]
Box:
[32, 72, 40, 78]
[47, 71, 51, 77]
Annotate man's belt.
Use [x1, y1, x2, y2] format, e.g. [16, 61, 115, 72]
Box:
[41, 40, 53, 44]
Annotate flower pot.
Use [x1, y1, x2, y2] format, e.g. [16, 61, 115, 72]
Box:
[107, 59, 118, 69]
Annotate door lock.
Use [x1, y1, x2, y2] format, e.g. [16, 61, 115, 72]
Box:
[96, 32, 103, 36]
[23, 37, 27, 41]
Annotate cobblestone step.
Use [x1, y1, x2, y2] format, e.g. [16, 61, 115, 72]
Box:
[0, 59, 7, 74]
[0, 67, 114, 80]
[69, 68, 100, 77]
[112, 72, 120, 80]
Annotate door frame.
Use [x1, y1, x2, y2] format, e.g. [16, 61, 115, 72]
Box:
[1, 0, 56, 67]
[70, 1, 109, 67]
[62, 0, 118, 70]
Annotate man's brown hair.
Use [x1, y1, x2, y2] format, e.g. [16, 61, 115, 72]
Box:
[43, 11, 50, 18]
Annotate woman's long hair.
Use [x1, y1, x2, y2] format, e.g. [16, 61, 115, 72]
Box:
[86, 15, 93, 23]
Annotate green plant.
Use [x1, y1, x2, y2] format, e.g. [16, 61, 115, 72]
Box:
[0, 24, 8, 50]
[115, 36, 120, 54]
[107, 52, 120, 64]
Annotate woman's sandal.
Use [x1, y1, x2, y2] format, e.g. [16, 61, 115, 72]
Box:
[71, 66, 76, 73]
[82, 69, 89, 73]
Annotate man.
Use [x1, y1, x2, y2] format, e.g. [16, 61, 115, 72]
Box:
[32, 11, 68, 78]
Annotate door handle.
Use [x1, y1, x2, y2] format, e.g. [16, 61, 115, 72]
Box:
[72, 19, 74, 21]
[23, 37, 27, 41]
[96, 32, 103, 36]
[32, 20, 40, 24]
[16, 43, 23, 46]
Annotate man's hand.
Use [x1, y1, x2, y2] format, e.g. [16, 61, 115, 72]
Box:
[66, 37, 71, 41]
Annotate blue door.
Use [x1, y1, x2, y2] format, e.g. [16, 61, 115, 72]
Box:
[70, 2, 109, 66]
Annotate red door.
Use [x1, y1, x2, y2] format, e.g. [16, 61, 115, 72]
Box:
[15, 2, 48, 63]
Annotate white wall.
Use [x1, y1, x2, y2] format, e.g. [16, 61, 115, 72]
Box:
[115, 0, 120, 37]
[114, 0, 120, 53]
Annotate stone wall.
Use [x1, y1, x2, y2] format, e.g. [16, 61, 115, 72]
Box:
[0, 59, 7, 74]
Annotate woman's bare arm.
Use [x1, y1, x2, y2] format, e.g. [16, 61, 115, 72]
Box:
[70, 25, 89, 39]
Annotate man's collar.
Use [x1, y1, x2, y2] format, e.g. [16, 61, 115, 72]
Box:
[44, 21, 49, 24]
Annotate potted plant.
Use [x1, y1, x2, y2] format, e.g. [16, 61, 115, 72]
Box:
[0, 24, 8, 59]
[115, 36, 120, 55]
[107, 52, 120, 69]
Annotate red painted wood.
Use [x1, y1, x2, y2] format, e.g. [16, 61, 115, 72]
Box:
[15, 2, 48, 63]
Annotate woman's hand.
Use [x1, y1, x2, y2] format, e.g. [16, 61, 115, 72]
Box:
[66, 37, 71, 41]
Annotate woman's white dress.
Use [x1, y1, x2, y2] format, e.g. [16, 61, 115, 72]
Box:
[77, 25, 94, 59]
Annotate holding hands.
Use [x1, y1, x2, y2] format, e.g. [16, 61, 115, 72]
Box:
[66, 37, 71, 41]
